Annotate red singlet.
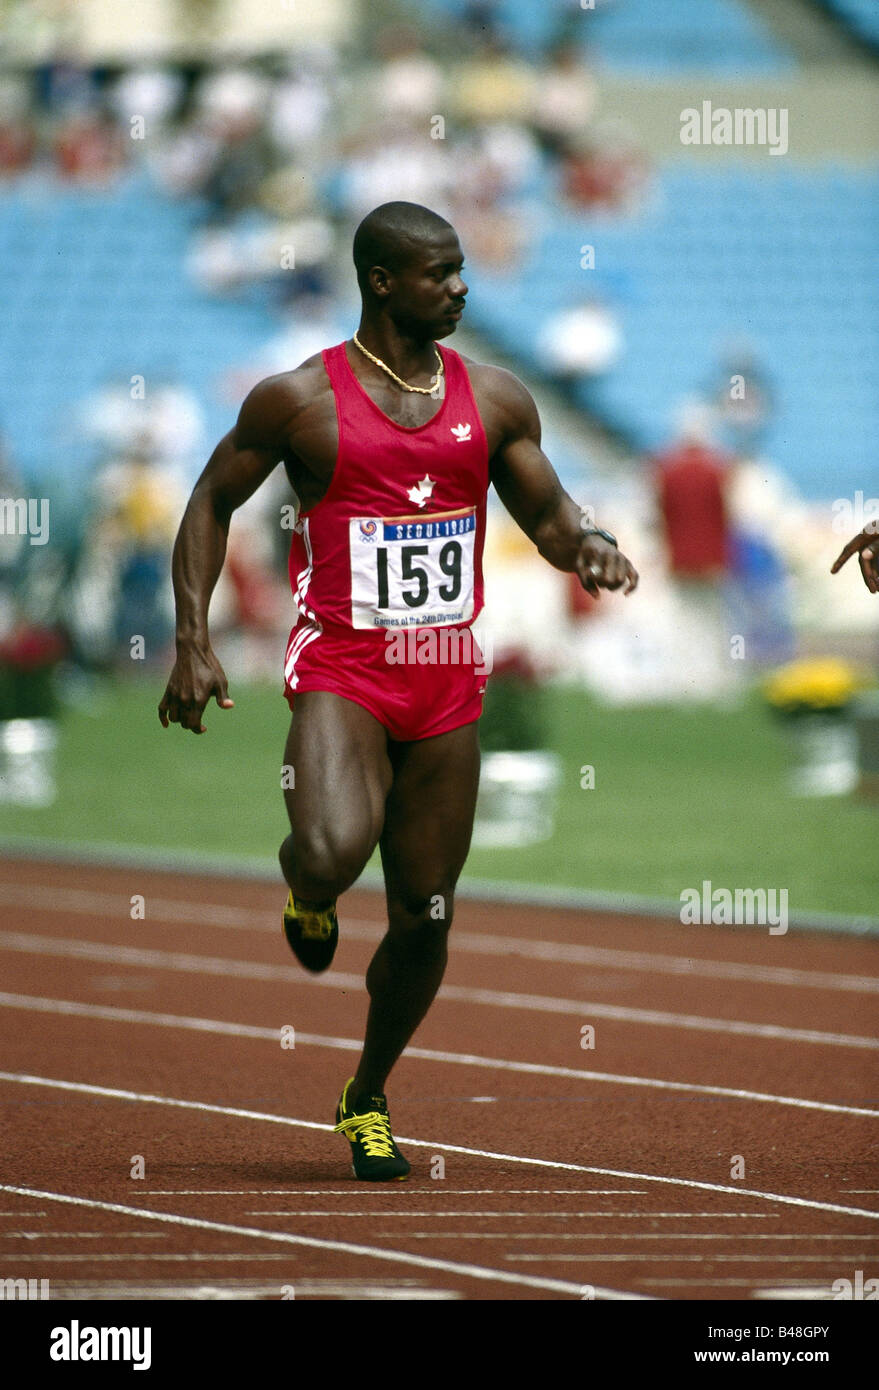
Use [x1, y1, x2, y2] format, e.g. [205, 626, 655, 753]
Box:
[282, 341, 490, 740]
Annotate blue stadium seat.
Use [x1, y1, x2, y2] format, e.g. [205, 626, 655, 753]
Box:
[0, 173, 292, 485]
[415, 0, 792, 72]
[462, 164, 879, 500]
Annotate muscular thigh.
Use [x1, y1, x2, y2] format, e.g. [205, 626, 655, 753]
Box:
[283, 692, 393, 858]
[379, 720, 481, 912]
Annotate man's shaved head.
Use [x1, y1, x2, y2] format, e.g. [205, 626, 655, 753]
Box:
[353, 202, 455, 295]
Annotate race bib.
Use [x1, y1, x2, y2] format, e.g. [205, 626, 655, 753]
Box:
[349, 508, 477, 630]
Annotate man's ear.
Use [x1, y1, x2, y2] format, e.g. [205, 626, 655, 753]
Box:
[369, 265, 393, 298]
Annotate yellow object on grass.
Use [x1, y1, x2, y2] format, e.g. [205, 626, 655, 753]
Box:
[763, 658, 870, 713]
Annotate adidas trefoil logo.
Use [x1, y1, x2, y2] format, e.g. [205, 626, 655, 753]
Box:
[451, 422, 471, 442]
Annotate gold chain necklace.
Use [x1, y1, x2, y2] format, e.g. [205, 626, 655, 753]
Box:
[353, 331, 444, 396]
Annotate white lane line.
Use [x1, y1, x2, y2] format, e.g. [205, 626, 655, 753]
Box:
[752, 1288, 835, 1299]
[4, 1231, 166, 1239]
[506, 1253, 878, 1263]
[143, 1189, 650, 1196]
[247, 1211, 777, 1219]
[1, 991, 876, 1119]
[0, 886, 273, 931]
[375, 1233, 879, 1241]
[50, 1285, 458, 1302]
[4, 883, 876, 995]
[441, 983, 879, 1049]
[1, 934, 876, 1051]
[0, 1186, 644, 1301]
[649, 1280, 829, 1291]
[49, 1282, 458, 1302]
[450, 929, 879, 995]
[1, 1071, 877, 1224]
[3, 1253, 296, 1263]
[43, 1279, 457, 1300]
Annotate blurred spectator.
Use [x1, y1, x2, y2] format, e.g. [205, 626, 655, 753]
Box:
[173, 68, 274, 223]
[35, 53, 99, 117]
[75, 445, 185, 666]
[454, 195, 531, 269]
[110, 66, 185, 139]
[136, 372, 206, 476]
[373, 26, 446, 123]
[726, 456, 797, 664]
[197, 66, 270, 129]
[255, 157, 316, 221]
[187, 208, 334, 306]
[652, 402, 735, 699]
[198, 127, 274, 224]
[709, 342, 775, 457]
[655, 402, 731, 578]
[532, 41, 598, 156]
[460, 2, 505, 45]
[54, 108, 126, 183]
[76, 372, 205, 481]
[152, 106, 223, 199]
[0, 75, 37, 175]
[449, 120, 540, 267]
[339, 121, 453, 221]
[76, 375, 140, 461]
[561, 119, 650, 213]
[452, 37, 537, 125]
[0, 432, 25, 636]
[536, 296, 623, 389]
[464, 119, 541, 199]
[268, 52, 334, 163]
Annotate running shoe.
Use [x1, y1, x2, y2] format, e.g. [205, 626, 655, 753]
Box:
[334, 1078, 411, 1182]
[282, 891, 338, 973]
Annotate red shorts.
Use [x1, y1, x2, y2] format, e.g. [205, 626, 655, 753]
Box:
[283, 619, 487, 742]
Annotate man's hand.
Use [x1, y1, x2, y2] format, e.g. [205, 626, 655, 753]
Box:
[158, 645, 234, 734]
[575, 533, 639, 598]
[830, 526, 879, 594]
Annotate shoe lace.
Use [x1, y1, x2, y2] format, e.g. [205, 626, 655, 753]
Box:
[334, 1111, 396, 1158]
[300, 913, 333, 941]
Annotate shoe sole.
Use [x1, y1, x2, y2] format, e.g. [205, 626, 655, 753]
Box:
[350, 1164, 409, 1182]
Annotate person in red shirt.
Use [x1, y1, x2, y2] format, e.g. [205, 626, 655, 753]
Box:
[651, 409, 738, 698]
[159, 201, 638, 1179]
[54, 110, 125, 183]
[654, 415, 731, 578]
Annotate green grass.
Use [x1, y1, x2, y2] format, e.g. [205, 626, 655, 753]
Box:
[2, 676, 876, 919]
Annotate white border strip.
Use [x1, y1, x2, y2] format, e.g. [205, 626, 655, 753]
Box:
[0, 1184, 641, 1300]
[1, 1072, 877, 1223]
[1, 991, 876, 1120]
[2, 934, 875, 1049]
[2, 838, 874, 936]
[2, 883, 875, 994]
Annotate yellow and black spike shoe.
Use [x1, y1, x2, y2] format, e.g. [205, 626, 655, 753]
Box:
[333, 1078, 411, 1182]
[282, 892, 339, 973]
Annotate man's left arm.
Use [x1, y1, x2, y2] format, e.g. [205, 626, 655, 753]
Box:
[487, 369, 638, 598]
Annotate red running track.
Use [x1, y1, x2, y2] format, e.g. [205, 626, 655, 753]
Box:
[0, 856, 877, 1301]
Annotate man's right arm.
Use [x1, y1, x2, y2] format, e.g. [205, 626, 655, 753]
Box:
[158, 377, 298, 733]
